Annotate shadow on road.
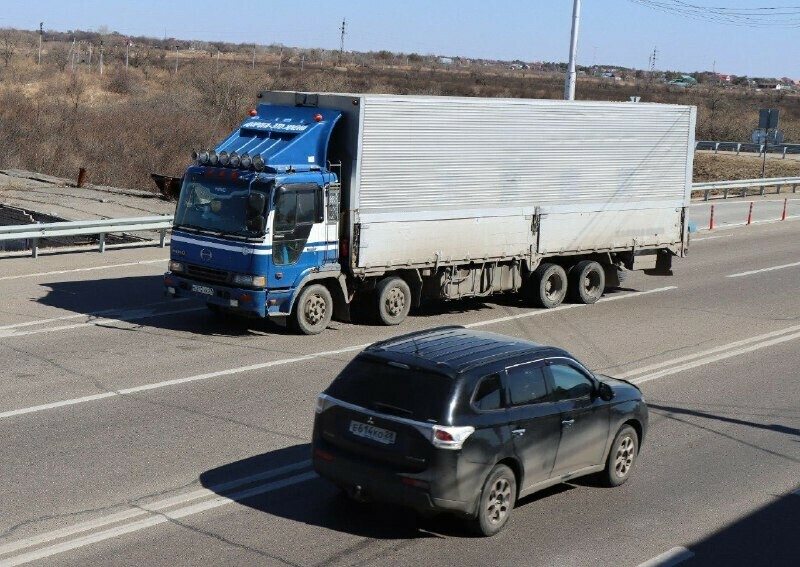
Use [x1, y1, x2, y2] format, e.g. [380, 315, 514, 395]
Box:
[648, 402, 800, 438]
[199, 445, 579, 541]
[682, 490, 800, 566]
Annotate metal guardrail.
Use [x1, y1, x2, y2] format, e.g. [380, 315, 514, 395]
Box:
[695, 141, 800, 158]
[0, 215, 173, 257]
[692, 177, 800, 201]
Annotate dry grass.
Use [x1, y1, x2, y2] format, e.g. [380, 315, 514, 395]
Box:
[0, 33, 798, 192]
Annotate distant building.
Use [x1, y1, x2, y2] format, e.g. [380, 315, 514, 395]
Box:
[437, 57, 453, 65]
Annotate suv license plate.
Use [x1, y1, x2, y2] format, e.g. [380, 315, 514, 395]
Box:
[349, 420, 396, 445]
[191, 284, 214, 296]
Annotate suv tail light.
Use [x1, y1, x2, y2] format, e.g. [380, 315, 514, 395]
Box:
[432, 425, 475, 450]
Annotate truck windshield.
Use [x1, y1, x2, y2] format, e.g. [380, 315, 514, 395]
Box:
[174, 174, 269, 236]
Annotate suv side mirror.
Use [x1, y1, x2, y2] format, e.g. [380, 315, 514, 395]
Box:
[598, 382, 615, 402]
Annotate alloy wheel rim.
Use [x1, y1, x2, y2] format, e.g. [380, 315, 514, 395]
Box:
[614, 436, 635, 477]
[486, 478, 512, 525]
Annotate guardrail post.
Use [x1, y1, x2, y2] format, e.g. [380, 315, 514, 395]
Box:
[777, 184, 782, 195]
[31, 238, 38, 259]
[704, 189, 710, 201]
[760, 184, 765, 196]
[714, 142, 720, 154]
[159, 228, 167, 248]
[741, 187, 747, 198]
[98, 233, 106, 253]
[736, 143, 741, 155]
[793, 184, 798, 194]
[783, 147, 788, 160]
[724, 188, 729, 199]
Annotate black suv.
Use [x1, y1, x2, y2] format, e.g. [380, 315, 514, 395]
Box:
[311, 326, 648, 536]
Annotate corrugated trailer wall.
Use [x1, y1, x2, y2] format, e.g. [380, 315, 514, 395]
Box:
[351, 95, 695, 271]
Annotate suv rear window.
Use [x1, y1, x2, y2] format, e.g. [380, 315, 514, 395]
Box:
[325, 357, 452, 423]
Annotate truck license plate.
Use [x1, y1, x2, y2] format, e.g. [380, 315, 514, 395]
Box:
[349, 420, 396, 445]
[191, 284, 214, 296]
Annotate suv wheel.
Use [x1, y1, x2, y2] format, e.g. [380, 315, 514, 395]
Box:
[600, 425, 639, 487]
[471, 464, 516, 537]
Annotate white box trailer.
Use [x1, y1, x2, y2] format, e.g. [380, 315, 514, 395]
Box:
[261, 92, 695, 276]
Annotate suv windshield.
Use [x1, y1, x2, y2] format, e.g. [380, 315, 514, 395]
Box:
[325, 357, 452, 423]
[174, 173, 270, 236]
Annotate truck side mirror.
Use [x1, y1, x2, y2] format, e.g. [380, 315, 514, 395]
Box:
[247, 192, 267, 218]
[315, 187, 324, 223]
[246, 216, 267, 233]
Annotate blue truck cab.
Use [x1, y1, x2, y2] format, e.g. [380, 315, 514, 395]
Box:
[164, 101, 345, 332]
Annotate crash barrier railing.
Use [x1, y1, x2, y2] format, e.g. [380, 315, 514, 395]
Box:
[0, 215, 174, 258]
[695, 141, 800, 158]
[704, 198, 793, 230]
[693, 176, 800, 201]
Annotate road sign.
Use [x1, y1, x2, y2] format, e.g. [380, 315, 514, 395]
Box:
[759, 108, 779, 130]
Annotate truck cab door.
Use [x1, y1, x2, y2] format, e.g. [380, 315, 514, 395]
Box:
[269, 184, 323, 287]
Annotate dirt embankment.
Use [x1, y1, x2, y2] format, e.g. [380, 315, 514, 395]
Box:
[693, 152, 800, 182]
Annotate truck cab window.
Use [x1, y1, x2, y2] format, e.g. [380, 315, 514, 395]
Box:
[273, 188, 317, 266]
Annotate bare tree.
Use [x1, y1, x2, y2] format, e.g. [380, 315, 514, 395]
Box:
[0, 30, 15, 66]
[51, 44, 70, 72]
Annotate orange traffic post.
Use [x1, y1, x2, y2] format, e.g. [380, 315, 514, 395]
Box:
[747, 202, 754, 225]
[782, 198, 788, 221]
[709, 204, 715, 230]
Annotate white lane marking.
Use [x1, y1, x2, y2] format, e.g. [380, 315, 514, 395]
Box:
[0, 460, 310, 557]
[0, 299, 190, 331]
[636, 546, 694, 567]
[466, 286, 677, 329]
[0, 343, 369, 420]
[618, 322, 800, 379]
[691, 234, 732, 242]
[726, 261, 800, 278]
[0, 259, 168, 281]
[0, 306, 205, 339]
[0, 287, 675, 420]
[630, 329, 800, 385]
[0, 471, 318, 567]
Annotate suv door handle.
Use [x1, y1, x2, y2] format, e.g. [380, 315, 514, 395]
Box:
[561, 419, 575, 427]
[511, 428, 526, 437]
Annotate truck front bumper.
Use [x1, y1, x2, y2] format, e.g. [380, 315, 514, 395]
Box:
[163, 272, 267, 317]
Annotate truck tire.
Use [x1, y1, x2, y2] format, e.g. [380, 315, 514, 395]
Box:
[529, 263, 568, 308]
[376, 276, 411, 326]
[290, 284, 333, 335]
[569, 260, 605, 304]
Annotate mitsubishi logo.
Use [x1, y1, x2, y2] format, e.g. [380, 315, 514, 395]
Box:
[367, 417, 375, 425]
[200, 248, 213, 262]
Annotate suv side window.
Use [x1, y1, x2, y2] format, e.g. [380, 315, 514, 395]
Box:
[549, 363, 594, 401]
[473, 374, 503, 411]
[506, 364, 549, 406]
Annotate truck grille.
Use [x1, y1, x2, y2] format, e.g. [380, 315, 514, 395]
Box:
[186, 263, 229, 284]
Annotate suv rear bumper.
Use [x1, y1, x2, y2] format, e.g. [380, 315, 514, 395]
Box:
[312, 447, 477, 517]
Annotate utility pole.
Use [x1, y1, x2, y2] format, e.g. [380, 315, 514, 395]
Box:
[300, 53, 305, 72]
[564, 0, 581, 100]
[99, 40, 104, 75]
[125, 39, 131, 72]
[37, 22, 43, 66]
[69, 37, 76, 72]
[174, 44, 179, 73]
[252, 45, 256, 69]
[338, 17, 346, 66]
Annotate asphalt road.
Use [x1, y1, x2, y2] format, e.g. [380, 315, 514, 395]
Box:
[0, 220, 798, 566]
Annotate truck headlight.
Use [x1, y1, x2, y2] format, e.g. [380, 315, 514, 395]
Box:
[169, 260, 185, 273]
[232, 274, 266, 288]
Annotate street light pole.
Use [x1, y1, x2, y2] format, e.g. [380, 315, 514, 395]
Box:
[564, 0, 581, 100]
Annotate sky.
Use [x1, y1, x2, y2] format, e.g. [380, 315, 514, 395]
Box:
[0, 1, 797, 78]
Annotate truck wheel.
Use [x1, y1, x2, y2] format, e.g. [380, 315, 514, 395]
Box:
[569, 260, 605, 304]
[530, 263, 568, 308]
[376, 277, 411, 326]
[290, 284, 333, 335]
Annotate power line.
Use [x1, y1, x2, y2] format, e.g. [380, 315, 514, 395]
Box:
[627, 0, 800, 27]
